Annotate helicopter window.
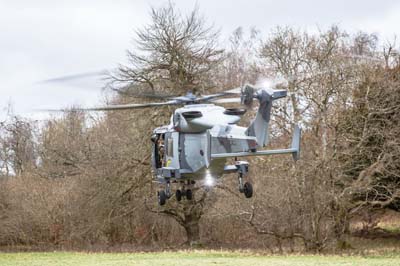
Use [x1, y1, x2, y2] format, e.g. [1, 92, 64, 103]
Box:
[167, 138, 174, 157]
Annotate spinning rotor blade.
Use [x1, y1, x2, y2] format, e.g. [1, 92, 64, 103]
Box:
[223, 87, 242, 94]
[40, 100, 181, 112]
[80, 101, 181, 111]
[111, 87, 178, 100]
[196, 91, 238, 102]
[210, 97, 241, 104]
[37, 70, 108, 84]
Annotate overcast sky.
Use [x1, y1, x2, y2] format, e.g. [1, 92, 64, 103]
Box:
[1, 0, 399, 120]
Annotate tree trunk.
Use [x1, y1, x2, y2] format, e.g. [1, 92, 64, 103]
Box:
[183, 219, 201, 245]
[155, 190, 207, 246]
[321, 110, 328, 159]
[181, 190, 207, 246]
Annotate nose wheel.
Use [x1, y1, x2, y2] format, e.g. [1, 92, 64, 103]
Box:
[186, 189, 193, 200]
[175, 189, 182, 202]
[158, 181, 194, 206]
[175, 188, 193, 202]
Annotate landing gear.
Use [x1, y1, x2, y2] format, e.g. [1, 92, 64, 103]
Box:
[158, 180, 194, 205]
[176, 188, 192, 201]
[243, 182, 253, 198]
[235, 161, 253, 199]
[186, 189, 193, 200]
[176, 189, 182, 202]
[158, 190, 167, 206]
[158, 181, 172, 206]
[177, 180, 194, 202]
[238, 178, 253, 199]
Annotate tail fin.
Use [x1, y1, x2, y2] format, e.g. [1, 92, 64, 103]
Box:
[246, 87, 287, 147]
[291, 125, 301, 161]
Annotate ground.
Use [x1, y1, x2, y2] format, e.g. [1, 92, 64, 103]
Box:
[0, 251, 400, 266]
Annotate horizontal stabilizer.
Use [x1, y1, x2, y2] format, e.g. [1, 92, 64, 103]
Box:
[212, 124, 301, 161]
[272, 89, 287, 99]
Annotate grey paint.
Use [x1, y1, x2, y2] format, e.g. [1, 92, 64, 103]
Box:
[152, 87, 300, 183]
[246, 89, 273, 146]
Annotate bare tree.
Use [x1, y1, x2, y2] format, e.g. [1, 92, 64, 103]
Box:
[0, 115, 36, 176]
[338, 59, 400, 212]
[238, 26, 385, 251]
[216, 27, 261, 89]
[106, 3, 226, 246]
[111, 2, 223, 95]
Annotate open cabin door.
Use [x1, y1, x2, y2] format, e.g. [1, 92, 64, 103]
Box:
[164, 132, 180, 169]
[152, 133, 165, 169]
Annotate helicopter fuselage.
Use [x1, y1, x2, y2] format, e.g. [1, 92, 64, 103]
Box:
[149, 87, 301, 205]
[151, 104, 257, 183]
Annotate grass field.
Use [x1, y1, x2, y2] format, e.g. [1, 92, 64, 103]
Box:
[0, 251, 400, 266]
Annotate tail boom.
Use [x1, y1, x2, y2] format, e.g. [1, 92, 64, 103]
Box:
[212, 125, 301, 160]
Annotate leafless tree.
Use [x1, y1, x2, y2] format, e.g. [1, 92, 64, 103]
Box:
[0, 115, 36, 176]
[111, 2, 223, 96]
[338, 57, 400, 213]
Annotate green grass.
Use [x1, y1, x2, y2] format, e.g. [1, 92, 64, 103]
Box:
[385, 227, 400, 234]
[0, 251, 400, 266]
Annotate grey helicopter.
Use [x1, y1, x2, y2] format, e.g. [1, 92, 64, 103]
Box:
[63, 84, 301, 206]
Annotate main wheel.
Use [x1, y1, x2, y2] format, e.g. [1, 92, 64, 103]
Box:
[176, 189, 182, 202]
[186, 189, 193, 200]
[158, 190, 167, 206]
[243, 182, 253, 198]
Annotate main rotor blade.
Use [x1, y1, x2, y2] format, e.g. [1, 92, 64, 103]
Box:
[210, 97, 241, 104]
[111, 88, 178, 99]
[223, 87, 242, 94]
[37, 70, 108, 84]
[40, 100, 181, 112]
[196, 91, 238, 102]
[192, 87, 243, 103]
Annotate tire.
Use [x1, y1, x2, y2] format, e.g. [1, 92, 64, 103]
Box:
[176, 189, 182, 202]
[158, 190, 167, 206]
[243, 182, 253, 198]
[186, 189, 193, 200]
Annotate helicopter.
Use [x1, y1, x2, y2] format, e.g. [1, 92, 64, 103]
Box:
[64, 84, 301, 206]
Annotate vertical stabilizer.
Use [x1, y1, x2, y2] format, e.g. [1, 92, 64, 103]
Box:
[246, 87, 287, 147]
[291, 124, 301, 161]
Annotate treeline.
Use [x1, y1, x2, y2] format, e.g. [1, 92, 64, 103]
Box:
[0, 3, 399, 252]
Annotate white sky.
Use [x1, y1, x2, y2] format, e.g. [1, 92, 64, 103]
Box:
[1, 0, 399, 120]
